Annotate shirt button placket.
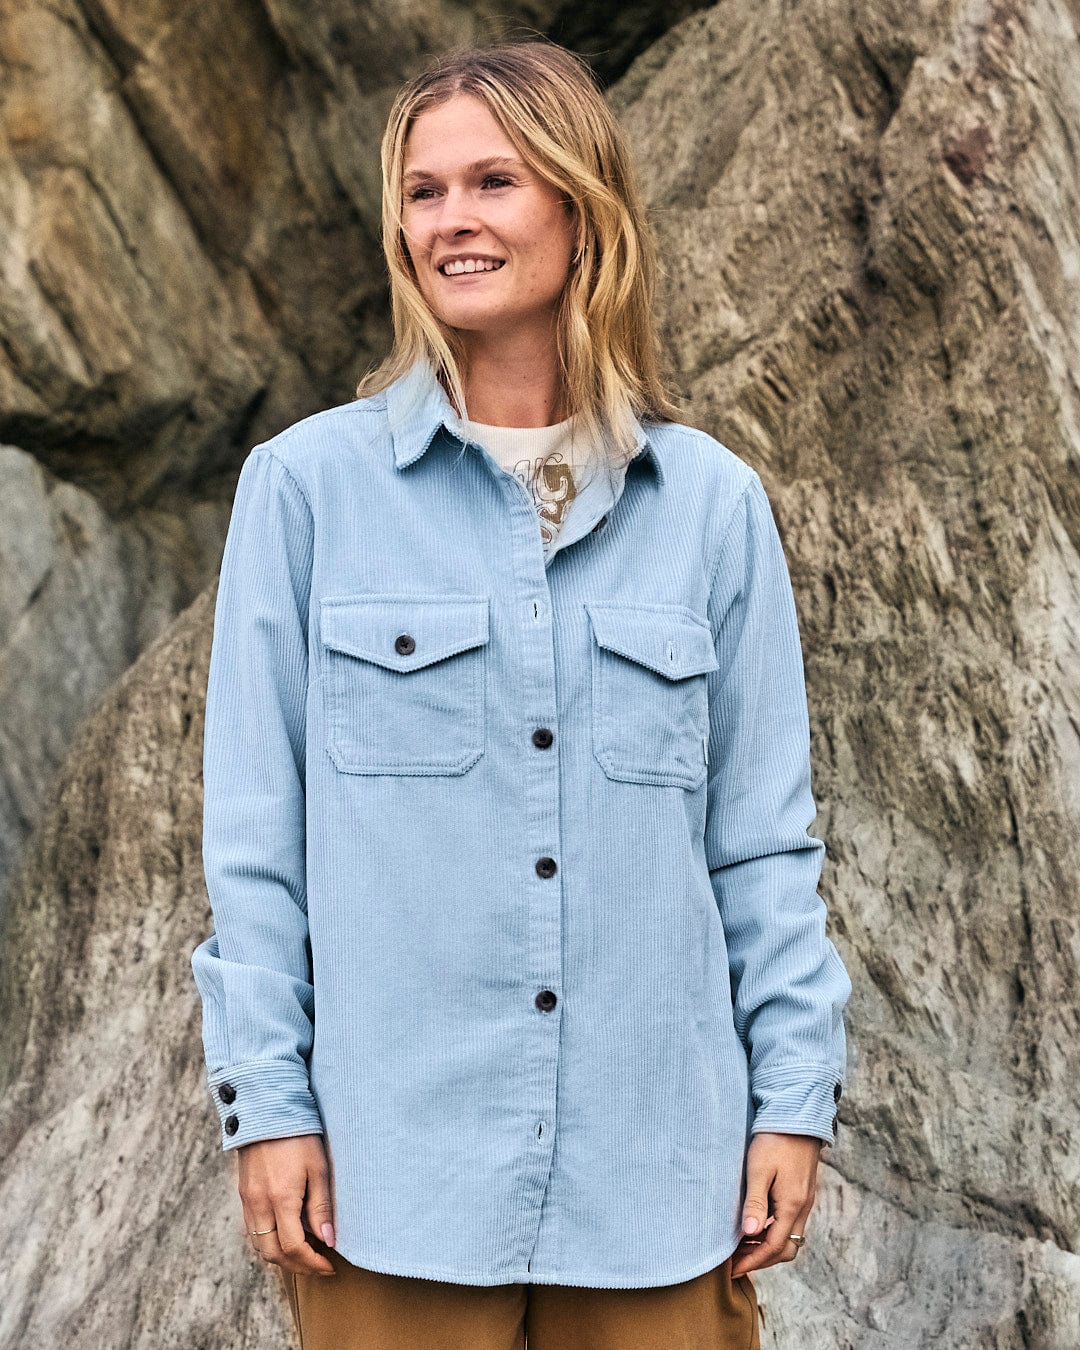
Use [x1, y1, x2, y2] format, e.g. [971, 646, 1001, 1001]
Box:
[488, 449, 564, 1273]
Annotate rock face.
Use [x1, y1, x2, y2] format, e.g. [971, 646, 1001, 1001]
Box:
[611, 0, 1080, 1343]
[0, 592, 230, 1347]
[0, 0, 708, 497]
[0, 445, 231, 893]
[2, 0, 1079, 1346]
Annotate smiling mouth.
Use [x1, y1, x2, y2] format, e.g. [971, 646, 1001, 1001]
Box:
[437, 259, 507, 277]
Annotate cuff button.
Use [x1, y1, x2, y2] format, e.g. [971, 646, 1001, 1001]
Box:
[224, 1115, 240, 1136]
[833, 1082, 842, 1102]
[218, 1082, 236, 1105]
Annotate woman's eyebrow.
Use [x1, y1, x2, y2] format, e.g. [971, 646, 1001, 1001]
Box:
[403, 156, 526, 184]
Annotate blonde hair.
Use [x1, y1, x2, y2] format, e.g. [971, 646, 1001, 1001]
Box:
[355, 38, 683, 464]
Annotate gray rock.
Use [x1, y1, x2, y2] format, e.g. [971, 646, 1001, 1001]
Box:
[0, 445, 230, 895]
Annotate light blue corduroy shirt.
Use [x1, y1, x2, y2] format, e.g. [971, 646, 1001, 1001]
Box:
[191, 355, 852, 1289]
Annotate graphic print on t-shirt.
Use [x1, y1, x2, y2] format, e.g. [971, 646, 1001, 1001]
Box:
[463, 414, 591, 555]
[506, 452, 578, 549]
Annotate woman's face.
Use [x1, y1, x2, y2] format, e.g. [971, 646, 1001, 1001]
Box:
[400, 94, 577, 343]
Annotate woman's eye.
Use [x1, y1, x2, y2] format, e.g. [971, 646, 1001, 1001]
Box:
[406, 176, 513, 202]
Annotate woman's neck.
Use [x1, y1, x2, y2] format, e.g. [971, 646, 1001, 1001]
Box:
[459, 336, 567, 428]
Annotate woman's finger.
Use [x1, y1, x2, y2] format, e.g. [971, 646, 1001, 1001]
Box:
[241, 1200, 288, 1268]
[274, 1189, 335, 1277]
[784, 1194, 817, 1263]
[242, 1196, 334, 1277]
[303, 1150, 336, 1249]
[731, 1194, 805, 1277]
[739, 1151, 775, 1240]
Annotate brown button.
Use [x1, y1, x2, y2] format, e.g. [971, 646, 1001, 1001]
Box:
[218, 1082, 236, 1105]
[833, 1082, 842, 1102]
[224, 1115, 240, 1136]
[535, 856, 557, 878]
[395, 634, 415, 655]
[535, 990, 557, 1011]
[532, 728, 554, 748]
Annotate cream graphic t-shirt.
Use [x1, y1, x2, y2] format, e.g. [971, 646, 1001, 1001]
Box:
[463, 414, 591, 556]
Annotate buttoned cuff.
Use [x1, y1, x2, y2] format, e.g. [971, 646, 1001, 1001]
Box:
[748, 1066, 844, 1147]
[206, 1060, 325, 1152]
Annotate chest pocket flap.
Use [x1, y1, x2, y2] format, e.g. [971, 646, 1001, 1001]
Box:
[321, 595, 490, 672]
[583, 602, 719, 680]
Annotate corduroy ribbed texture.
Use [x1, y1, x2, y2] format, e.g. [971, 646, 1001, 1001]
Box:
[191, 356, 852, 1289]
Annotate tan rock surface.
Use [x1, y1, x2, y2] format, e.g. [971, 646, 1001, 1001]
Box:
[611, 0, 1080, 1342]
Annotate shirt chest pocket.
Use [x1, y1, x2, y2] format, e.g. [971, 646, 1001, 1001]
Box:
[584, 601, 719, 790]
[319, 594, 489, 775]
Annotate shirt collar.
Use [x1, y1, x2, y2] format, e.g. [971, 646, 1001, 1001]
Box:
[384, 355, 664, 484]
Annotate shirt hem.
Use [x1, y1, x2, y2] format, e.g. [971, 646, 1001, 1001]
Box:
[328, 1230, 744, 1288]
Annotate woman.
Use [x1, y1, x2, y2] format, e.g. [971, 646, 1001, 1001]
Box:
[191, 37, 852, 1350]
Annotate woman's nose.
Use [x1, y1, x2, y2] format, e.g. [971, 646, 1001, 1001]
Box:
[434, 189, 481, 235]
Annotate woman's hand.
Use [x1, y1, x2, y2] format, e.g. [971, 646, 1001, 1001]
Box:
[237, 1134, 337, 1277]
[729, 1132, 822, 1278]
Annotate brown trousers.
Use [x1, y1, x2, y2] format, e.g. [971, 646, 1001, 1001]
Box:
[279, 1232, 760, 1350]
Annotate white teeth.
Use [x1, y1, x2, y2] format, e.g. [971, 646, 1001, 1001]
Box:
[440, 258, 505, 275]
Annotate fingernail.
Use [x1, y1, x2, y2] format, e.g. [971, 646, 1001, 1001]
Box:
[744, 1217, 760, 1234]
[322, 1223, 336, 1247]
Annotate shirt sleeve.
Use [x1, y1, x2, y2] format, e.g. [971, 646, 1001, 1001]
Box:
[704, 471, 852, 1147]
[190, 446, 325, 1152]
